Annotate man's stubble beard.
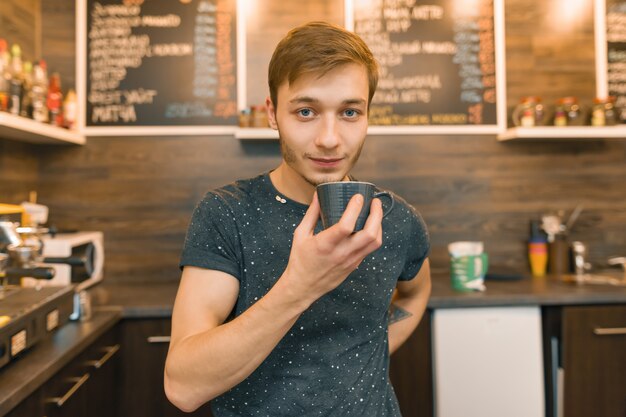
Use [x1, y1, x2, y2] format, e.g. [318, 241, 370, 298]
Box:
[278, 129, 364, 187]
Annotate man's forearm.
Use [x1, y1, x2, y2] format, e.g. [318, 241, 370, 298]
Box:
[388, 271, 431, 354]
[388, 298, 426, 354]
[165, 277, 309, 411]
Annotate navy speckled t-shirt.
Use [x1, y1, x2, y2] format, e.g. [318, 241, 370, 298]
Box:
[180, 172, 430, 417]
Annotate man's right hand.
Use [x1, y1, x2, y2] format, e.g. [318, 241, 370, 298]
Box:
[280, 192, 384, 308]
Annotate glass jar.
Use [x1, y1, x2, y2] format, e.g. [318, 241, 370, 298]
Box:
[238, 108, 252, 128]
[554, 97, 584, 126]
[251, 105, 269, 128]
[512, 96, 545, 127]
[591, 96, 620, 126]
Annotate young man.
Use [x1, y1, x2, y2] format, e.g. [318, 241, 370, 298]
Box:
[165, 21, 431, 416]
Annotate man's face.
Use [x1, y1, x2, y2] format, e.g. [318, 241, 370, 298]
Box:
[267, 63, 370, 187]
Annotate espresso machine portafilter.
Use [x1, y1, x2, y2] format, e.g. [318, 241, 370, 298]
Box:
[0, 221, 55, 283]
[0, 252, 9, 298]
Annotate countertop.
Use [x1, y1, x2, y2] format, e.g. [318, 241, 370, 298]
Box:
[1, 271, 625, 415]
[90, 272, 626, 317]
[0, 309, 121, 417]
[429, 272, 626, 308]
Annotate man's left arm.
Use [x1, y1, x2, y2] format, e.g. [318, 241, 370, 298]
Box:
[388, 258, 431, 354]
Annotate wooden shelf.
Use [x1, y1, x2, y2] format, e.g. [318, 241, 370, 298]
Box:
[234, 127, 279, 139]
[0, 112, 85, 145]
[83, 126, 237, 137]
[233, 125, 505, 139]
[497, 126, 626, 141]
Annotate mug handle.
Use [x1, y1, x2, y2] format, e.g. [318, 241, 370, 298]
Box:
[373, 191, 394, 218]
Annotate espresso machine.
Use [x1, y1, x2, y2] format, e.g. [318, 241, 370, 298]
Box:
[0, 204, 74, 369]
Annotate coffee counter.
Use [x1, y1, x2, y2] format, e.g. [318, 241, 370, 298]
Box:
[429, 272, 626, 307]
[91, 273, 626, 317]
[90, 282, 180, 318]
[0, 309, 121, 417]
[1, 273, 625, 416]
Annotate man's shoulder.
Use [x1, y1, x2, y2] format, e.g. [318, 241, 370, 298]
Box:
[201, 173, 269, 207]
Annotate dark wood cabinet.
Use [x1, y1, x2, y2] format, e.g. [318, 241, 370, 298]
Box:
[5, 326, 120, 417]
[4, 388, 43, 417]
[389, 310, 433, 417]
[562, 305, 626, 417]
[6, 303, 622, 417]
[43, 326, 120, 417]
[118, 318, 213, 417]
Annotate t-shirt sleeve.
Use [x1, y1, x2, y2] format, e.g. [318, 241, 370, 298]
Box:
[398, 204, 430, 281]
[179, 192, 242, 280]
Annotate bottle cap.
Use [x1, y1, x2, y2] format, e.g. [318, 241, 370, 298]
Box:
[11, 44, 21, 57]
[529, 219, 547, 241]
[520, 96, 541, 103]
[558, 96, 578, 104]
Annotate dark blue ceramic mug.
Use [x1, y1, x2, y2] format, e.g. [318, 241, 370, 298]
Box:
[316, 181, 394, 232]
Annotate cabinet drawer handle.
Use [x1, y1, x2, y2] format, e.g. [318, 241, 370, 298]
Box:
[147, 336, 171, 344]
[593, 327, 626, 336]
[85, 344, 121, 369]
[45, 373, 90, 407]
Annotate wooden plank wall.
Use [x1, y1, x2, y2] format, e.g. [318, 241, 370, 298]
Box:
[0, 139, 39, 202]
[1, 0, 626, 283]
[0, 0, 40, 62]
[245, 1, 344, 106]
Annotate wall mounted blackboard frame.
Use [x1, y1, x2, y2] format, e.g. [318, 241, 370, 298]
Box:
[596, 0, 608, 100]
[76, 0, 508, 137]
[76, 0, 247, 136]
[345, 0, 507, 135]
[498, 0, 626, 141]
[596, 0, 626, 124]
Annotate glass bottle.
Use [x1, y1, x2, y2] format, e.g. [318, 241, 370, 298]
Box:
[31, 60, 49, 123]
[553, 103, 567, 127]
[555, 97, 584, 126]
[63, 89, 77, 130]
[46, 72, 63, 126]
[512, 96, 545, 127]
[0, 39, 9, 112]
[591, 97, 619, 126]
[8, 44, 24, 116]
[20, 61, 33, 118]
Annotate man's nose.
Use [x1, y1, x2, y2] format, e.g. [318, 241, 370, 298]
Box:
[314, 115, 340, 149]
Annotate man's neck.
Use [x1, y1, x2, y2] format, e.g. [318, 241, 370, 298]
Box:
[269, 163, 316, 205]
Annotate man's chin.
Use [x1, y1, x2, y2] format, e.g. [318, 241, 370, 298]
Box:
[304, 173, 349, 187]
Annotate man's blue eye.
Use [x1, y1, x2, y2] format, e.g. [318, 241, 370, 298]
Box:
[299, 109, 312, 117]
[345, 109, 356, 117]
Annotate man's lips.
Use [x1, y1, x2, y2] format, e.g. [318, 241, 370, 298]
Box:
[309, 157, 344, 167]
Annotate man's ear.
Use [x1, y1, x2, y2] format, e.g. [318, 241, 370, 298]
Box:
[266, 96, 278, 130]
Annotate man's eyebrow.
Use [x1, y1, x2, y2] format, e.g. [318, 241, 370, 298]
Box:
[343, 98, 367, 106]
[289, 96, 318, 104]
[288, 96, 367, 106]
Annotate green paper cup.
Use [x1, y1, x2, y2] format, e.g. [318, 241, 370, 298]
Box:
[450, 253, 489, 291]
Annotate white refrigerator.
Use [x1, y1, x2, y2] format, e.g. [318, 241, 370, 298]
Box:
[432, 306, 545, 417]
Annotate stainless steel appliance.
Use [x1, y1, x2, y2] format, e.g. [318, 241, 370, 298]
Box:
[0, 285, 74, 369]
[0, 249, 74, 371]
[0, 216, 76, 370]
[22, 231, 105, 291]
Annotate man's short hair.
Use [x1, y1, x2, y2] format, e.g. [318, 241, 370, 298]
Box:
[268, 21, 379, 109]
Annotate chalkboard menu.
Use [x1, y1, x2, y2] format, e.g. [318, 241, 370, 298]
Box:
[605, 0, 626, 121]
[349, 0, 504, 131]
[82, 0, 238, 131]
